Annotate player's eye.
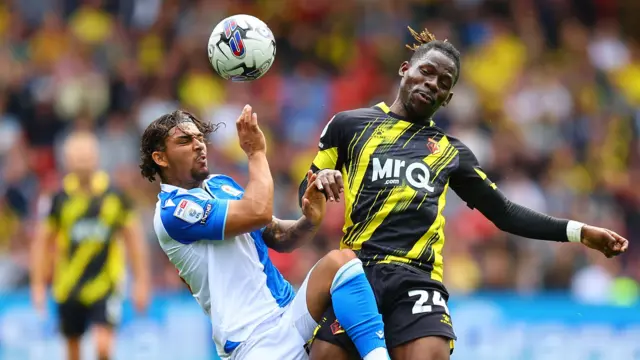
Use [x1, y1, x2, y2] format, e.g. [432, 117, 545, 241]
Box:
[440, 79, 452, 90]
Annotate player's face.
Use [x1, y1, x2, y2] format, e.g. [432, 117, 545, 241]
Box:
[155, 122, 209, 185]
[398, 49, 456, 119]
[64, 134, 99, 176]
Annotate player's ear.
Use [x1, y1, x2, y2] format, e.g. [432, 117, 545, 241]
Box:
[399, 61, 410, 77]
[442, 92, 454, 107]
[152, 151, 168, 168]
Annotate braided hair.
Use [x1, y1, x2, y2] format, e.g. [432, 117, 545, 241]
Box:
[405, 26, 461, 84]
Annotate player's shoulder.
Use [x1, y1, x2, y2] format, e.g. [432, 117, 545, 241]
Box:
[439, 132, 471, 152]
[439, 132, 478, 164]
[333, 104, 386, 123]
[104, 184, 130, 201]
[156, 184, 211, 228]
[205, 174, 244, 199]
[50, 188, 67, 201]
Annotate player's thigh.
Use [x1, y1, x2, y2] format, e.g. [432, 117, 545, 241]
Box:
[309, 339, 357, 360]
[57, 300, 90, 339]
[305, 249, 359, 322]
[390, 336, 452, 360]
[286, 268, 320, 342]
[307, 304, 360, 360]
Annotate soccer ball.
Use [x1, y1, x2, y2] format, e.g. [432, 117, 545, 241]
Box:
[207, 14, 276, 82]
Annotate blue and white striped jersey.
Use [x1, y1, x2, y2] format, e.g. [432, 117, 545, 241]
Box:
[153, 174, 295, 357]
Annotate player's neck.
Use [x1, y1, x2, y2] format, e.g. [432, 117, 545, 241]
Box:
[75, 172, 94, 193]
[388, 100, 435, 126]
[164, 176, 202, 190]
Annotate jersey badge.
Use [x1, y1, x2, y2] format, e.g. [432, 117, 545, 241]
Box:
[330, 319, 345, 335]
[427, 138, 441, 155]
[221, 184, 243, 197]
[174, 199, 204, 223]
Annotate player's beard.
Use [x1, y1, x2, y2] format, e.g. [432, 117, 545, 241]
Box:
[191, 167, 210, 182]
[404, 96, 437, 123]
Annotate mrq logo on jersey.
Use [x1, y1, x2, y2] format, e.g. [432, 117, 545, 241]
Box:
[371, 157, 435, 192]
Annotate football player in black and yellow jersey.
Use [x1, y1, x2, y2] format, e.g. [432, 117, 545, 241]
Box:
[30, 131, 150, 360]
[302, 28, 629, 360]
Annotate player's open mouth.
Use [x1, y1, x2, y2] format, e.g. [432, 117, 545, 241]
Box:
[415, 91, 433, 104]
[197, 155, 207, 165]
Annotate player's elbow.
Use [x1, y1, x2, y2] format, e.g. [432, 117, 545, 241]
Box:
[255, 207, 273, 226]
[246, 200, 273, 227]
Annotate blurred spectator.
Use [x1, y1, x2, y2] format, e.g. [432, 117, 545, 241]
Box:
[0, 0, 637, 306]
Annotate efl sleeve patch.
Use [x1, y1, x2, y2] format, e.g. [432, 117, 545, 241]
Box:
[173, 199, 205, 224]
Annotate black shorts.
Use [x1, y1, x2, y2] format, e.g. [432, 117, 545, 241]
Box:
[311, 263, 456, 354]
[56, 296, 121, 337]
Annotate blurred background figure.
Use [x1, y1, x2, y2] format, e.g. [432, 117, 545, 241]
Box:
[0, 0, 637, 359]
[30, 131, 150, 360]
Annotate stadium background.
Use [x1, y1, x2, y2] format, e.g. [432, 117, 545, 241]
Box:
[1, 0, 639, 359]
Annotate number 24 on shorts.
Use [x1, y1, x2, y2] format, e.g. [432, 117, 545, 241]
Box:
[409, 290, 450, 315]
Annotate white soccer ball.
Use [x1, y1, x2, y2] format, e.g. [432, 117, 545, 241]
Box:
[207, 14, 276, 82]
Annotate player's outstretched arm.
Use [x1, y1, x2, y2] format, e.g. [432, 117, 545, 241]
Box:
[226, 104, 274, 236]
[450, 141, 628, 258]
[264, 171, 325, 252]
[159, 105, 274, 242]
[30, 192, 63, 314]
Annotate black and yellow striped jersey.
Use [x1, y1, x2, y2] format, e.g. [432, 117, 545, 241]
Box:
[305, 102, 498, 283]
[47, 171, 134, 305]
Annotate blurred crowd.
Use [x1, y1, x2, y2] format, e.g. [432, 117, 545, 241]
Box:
[0, 0, 639, 306]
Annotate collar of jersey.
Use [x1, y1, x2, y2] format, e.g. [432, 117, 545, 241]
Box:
[160, 180, 213, 197]
[160, 183, 183, 194]
[63, 171, 109, 195]
[374, 101, 435, 127]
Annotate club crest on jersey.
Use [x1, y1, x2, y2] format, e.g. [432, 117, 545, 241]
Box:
[330, 319, 345, 335]
[221, 184, 243, 197]
[174, 199, 204, 224]
[427, 138, 440, 154]
[223, 19, 245, 58]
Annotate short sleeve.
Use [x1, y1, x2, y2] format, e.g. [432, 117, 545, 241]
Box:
[47, 192, 65, 229]
[449, 140, 498, 210]
[312, 112, 349, 170]
[159, 193, 230, 244]
[115, 190, 136, 227]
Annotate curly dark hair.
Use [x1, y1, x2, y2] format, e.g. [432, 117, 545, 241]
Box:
[406, 26, 461, 84]
[139, 110, 217, 182]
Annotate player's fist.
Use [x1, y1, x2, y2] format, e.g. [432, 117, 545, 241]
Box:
[133, 282, 150, 314]
[580, 225, 629, 258]
[314, 169, 344, 202]
[31, 284, 47, 316]
[236, 104, 266, 156]
[302, 170, 326, 226]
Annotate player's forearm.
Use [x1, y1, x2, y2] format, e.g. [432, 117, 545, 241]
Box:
[122, 221, 150, 285]
[262, 217, 318, 253]
[244, 152, 274, 220]
[30, 225, 52, 289]
[298, 164, 321, 208]
[476, 191, 569, 241]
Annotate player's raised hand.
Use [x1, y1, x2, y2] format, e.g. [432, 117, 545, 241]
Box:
[31, 284, 47, 316]
[302, 170, 326, 226]
[313, 169, 344, 202]
[236, 104, 266, 156]
[132, 281, 150, 314]
[580, 225, 629, 258]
